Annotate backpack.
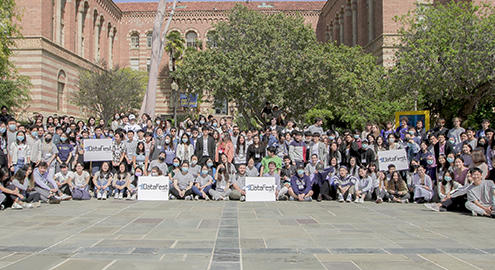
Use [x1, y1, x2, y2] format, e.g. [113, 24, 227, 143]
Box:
[71, 188, 91, 200]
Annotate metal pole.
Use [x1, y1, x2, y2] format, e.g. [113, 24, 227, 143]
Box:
[173, 89, 177, 128]
[414, 98, 417, 111]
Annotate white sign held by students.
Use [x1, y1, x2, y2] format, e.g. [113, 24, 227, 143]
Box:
[83, 139, 113, 161]
[138, 176, 170, 201]
[245, 177, 276, 202]
[378, 149, 409, 171]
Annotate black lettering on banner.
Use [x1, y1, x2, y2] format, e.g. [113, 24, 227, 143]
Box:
[245, 184, 275, 192]
[139, 183, 169, 192]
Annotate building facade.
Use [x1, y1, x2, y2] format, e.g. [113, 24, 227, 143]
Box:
[11, 0, 324, 120]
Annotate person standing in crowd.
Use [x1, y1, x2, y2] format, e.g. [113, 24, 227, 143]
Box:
[56, 133, 73, 172]
[40, 133, 58, 176]
[471, 149, 488, 180]
[176, 133, 194, 164]
[433, 132, 454, 165]
[308, 132, 328, 166]
[124, 114, 141, 139]
[396, 116, 410, 140]
[247, 135, 265, 170]
[233, 135, 247, 170]
[26, 125, 41, 167]
[194, 126, 216, 165]
[132, 142, 148, 173]
[465, 127, 478, 149]
[381, 121, 395, 144]
[308, 117, 324, 135]
[475, 119, 490, 138]
[448, 117, 465, 144]
[215, 132, 234, 164]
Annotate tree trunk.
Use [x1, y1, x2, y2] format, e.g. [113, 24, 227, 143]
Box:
[140, 0, 178, 118]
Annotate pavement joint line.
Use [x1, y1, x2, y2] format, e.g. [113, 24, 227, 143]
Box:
[139, 215, 168, 240]
[313, 253, 329, 270]
[101, 259, 117, 270]
[90, 239, 104, 248]
[196, 219, 204, 229]
[326, 210, 336, 216]
[54, 208, 97, 227]
[111, 208, 151, 235]
[277, 208, 283, 216]
[38, 202, 137, 254]
[181, 254, 187, 261]
[159, 254, 166, 261]
[170, 240, 179, 249]
[47, 253, 77, 270]
[253, 209, 258, 219]
[351, 260, 364, 270]
[262, 238, 267, 249]
[206, 202, 224, 270]
[442, 252, 484, 270]
[174, 211, 182, 219]
[0, 253, 15, 260]
[357, 204, 490, 255]
[417, 254, 449, 270]
[128, 247, 136, 254]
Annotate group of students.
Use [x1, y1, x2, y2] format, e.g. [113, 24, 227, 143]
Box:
[0, 105, 494, 218]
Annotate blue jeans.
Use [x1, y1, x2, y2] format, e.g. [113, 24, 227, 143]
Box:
[95, 180, 110, 194]
[114, 180, 126, 194]
[254, 162, 262, 171]
[14, 159, 25, 174]
[192, 184, 212, 197]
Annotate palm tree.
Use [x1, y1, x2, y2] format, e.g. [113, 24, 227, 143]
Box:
[165, 31, 185, 72]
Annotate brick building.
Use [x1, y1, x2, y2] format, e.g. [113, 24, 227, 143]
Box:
[315, 0, 491, 66]
[11, 0, 324, 120]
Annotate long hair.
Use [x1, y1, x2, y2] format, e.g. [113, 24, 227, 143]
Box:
[387, 171, 407, 191]
[235, 135, 246, 155]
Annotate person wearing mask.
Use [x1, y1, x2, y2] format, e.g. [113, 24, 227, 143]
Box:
[357, 139, 375, 168]
[8, 131, 31, 174]
[26, 125, 41, 167]
[148, 152, 168, 176]
[380, 121, 395, 145]
[209, 163, 232, 201]
[176, 133, 194, 163]
[6, 118, 18, 148]
[170, 161, 195, 200]
[288, 164, 313, 201]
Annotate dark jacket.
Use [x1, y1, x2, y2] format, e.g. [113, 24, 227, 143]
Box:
[194, 136, 216, 159]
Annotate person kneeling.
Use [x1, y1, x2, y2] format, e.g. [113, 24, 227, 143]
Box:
[288, 165, 313, 202]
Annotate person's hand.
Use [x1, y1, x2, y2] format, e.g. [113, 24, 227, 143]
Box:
[57, 182, 62, 187]
[224, 187, 229, 192]
[50, 188, 58, 193]
[180, 190, 185, 197]
[486, 206, 493, 214]
[241, 190, 246, 195]
[18, 194, 25, 200]
[298, 194, 304, 201]
[218, 164, 225, 169]
[446, 193, 451, 199]
[9, 166, 14, 172]
[398, 191, 402, 195]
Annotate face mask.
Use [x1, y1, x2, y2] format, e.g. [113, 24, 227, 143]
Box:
[389, 138, 395, 143]
[173, 162, 180, 167]
[135, 172, 142, 177]
[156, 120, 161, 125]
[182, 138, 188, 143]
[411, 164, 419, 169]
[329, 136, 335, 140]
[151, 172, 157, 176]
[407, 143, 413, 148]
[213, 123, 218, 127]
[447, 157, 454, 163]
[233, 132, 239, 136]
[409, 131, 415, 135]
[479, 143, 486, 147]
[45, 138, 52, 143]
[165, 139, 170, 144]
[157, 134, 164, 138]
[200, 120, 205, 125]
[31, 131, 38, 137]
[362, 144, 368, 149]
[17, 136, 24, 141]
[444, 176, 452, 181]
[218, 168, 225, 173]
[158, 156, 165, 161]
[0, 127, 6, 134]
[182, 167, 189, 173]
[115, 116, 120, 120]
[353, 135, 359, 139]
[61, 171, 68, 175]
[449, 140, 455, 144]
[109, 133, 114, 138]
[427, 160, 434, 165]
[297, 169, 304, 175]
[191, 160, 197, 165]
[8, 125, 16, 131]
[207, 162, 213, 167]
[186, 132, 191, 136]
[69, 136, 75, 141]
[60, 137, 67, 142]
[202, 170, 208, 175]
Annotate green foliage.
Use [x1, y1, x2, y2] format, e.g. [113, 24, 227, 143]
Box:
[390, 1, 495, 121]
[73, 66, 147, 122]
[165, 31, 185, 72]
[0, 0, 32, 111]
[174, 5, 407, 130]
[466, 103, 495, 130]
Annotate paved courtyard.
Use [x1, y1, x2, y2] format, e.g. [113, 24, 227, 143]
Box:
[0, 200, 494, 270]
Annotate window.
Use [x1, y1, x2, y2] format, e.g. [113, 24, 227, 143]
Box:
[130, 59, 139, 71]
[131, 33, 139, 48]
[214, 97, 228, 115]
[147, 59, 151, 72]
[186, 31, 197, 48]
[147, 33, 152, 48]
[57, 82, 64, 111]
[206, 31, 217, 48]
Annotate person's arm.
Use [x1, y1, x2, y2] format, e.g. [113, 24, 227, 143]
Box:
[132, 155, 137, 169]
[223, 181, 230, 192]
[12, 179, 28, 191]
[92, 174, 100, 189]
[186, 181, 193, 191]
[473, 199, 492, 215]
[83, 173, 91, 188]
[232, 182, 242, 193]
[173, 179, 180, 191]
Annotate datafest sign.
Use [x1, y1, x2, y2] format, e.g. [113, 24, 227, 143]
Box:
[138, 176, 170, 201]
[245, 177, 276, 202]
[83, 139, 113, 161]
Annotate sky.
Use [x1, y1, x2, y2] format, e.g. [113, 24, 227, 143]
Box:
[113, 0, 319, 2]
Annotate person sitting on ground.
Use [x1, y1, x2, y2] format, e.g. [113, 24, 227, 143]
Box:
[230, 164, 247, 202]
[170, 161, 195, 200]
[263, 161, 284, 200]
[375, 170, 390, 203]
[209, 163, 231, 201]
[113, 163, 130, 199]
[387, 171, 410, 203]
[33, 161, 64, 204]
[465, 167, 495, 217]
[126, 167, 141, 201]
[53, 163, 73, 196]
[246, 158, 259, 177]
[354, 167, 373, 203]
[412, 165, 433, 203]
[192, 165, 212, 201]
[288, 164, 313, 202]
[333, 166, 356, 203]
[93, 162, 113, 200]
[8, 166, 40, 209]
[425, 170, 475, 212]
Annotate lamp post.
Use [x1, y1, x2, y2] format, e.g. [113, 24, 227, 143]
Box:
[171, 81, 178, 128]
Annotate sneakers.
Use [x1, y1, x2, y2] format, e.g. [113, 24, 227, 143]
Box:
[49, 197, 61, 204]
[118, 192, 123, 200]
[472, 211, 478, 216]
[402, 199, 409, 204]
[170, 195, 177, 200]
[223, 197, 229, 201]
[0, 205, 4, 211]
[424, 203, 439, 212]
[303, 197, 312, 202]
[23, 202, 34, 209]
[12, 202, 23, 209]
[279, 195, 288, 201]
[131, 194, 137, 201]
[114, 192, 119, 199]
[97, 192, 102, 200]
[338, 194, 344, 203]
[240, 195, 246, 202]
[61, 194, 71, 201]
[346, 195, 352, 203]
[185, 195, 193, 201]
[354, 198, 361, 204]
[126, 193, 132, 200]
[376, 197, 383, 204]
[317, 194, 322, 202]
[205, 196, 210, 201]
[289, 197, 295, 201]
[32, 201, 41, 208]
[194, 195, 199, 201]
[102, 193, 107, 200]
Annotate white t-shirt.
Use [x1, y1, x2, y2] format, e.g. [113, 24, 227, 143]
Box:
[54, 171, 73, 184]
[72, 171, 90, 188]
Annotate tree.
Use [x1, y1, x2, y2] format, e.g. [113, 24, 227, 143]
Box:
[174, 5, 406, 129]
[165, 31, 185, 73]
[390, 1, 495, 120]
[72, 66, 147, 122]
[0, 0, 32, 111]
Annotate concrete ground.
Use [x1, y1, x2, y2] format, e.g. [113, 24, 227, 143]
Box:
[0, 199, 493, 270]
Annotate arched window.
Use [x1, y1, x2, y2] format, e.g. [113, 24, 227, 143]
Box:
[131, 32, 139, 48]
[186, 31, 197, 48]
[147, 32, 153, 48]
[57, 70, 67, 112]
[206, 31, 217, 48]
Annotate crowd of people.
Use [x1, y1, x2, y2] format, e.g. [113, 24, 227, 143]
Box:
[0, 104, 494, 218]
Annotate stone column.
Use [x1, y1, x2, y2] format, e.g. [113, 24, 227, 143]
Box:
[339, 12, 344, 45]
[368, 0, 374, 42]
[55, 0, 62, 44]
[108, 31, 114, 68]
[352, 0, 357, 46]
[94, 20, 101, 62]
[77, 6, 84, 55]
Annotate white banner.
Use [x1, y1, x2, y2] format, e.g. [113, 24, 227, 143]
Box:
[245, 177, 276, 202]
[138, 176, 170, 201]
[378, 149, 409, 171]
[83, 139, 113, 162]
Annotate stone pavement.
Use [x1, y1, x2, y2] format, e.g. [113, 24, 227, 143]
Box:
[0, 199, 494, 270]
